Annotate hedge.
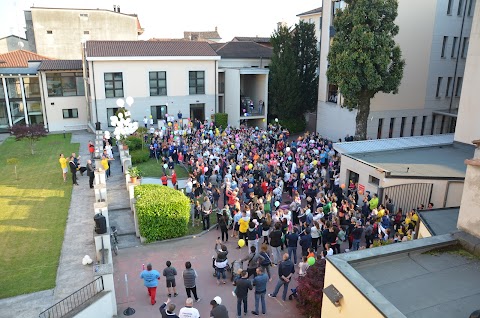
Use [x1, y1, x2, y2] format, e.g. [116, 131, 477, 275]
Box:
[214, 113, 228, 129]
[125, 135, 142, 151]
[134, 184, 190, 242]
[131, 148, 150, 164]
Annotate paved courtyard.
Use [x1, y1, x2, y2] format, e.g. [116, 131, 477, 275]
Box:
[114, 229, 302, 318]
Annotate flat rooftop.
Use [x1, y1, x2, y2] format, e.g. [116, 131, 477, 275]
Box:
[349, 143, 473, 178]
[418, 207, 460, 235]
[328, 234, 480, 318]
[353, 248, 480, 318]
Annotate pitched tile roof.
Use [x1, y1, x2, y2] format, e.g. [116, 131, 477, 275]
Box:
[212, 41, 273, 59]
[296, 7, 323, 16]
[232, 37, 271, 43]
[38, 60, 83, 71]
[85, 41, 219, 57]
[184, 29, 221, 40]
[0, 50, 52, 68]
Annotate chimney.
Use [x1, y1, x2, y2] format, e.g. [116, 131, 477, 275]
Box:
[113, 5, 117, 12]
[117, 5, 120, 13]
[215, 26, 218, 32]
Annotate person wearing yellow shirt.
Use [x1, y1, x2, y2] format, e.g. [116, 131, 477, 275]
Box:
[59, 153, 68, 182]
[237, 211, 250, 248]
[369, 194, 379, 211]
[101, 155, 114, 178]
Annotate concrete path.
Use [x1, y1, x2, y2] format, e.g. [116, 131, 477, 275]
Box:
[53, 131, 97, 302]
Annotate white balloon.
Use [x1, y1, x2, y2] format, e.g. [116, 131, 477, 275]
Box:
[286, 147, 291, 152]
[118, 112, 124, 118]
[125, 111, 131, 117]
[82, 258, 88, 265]
[125, 96, 134, 106]
[116, 98, 125, 108]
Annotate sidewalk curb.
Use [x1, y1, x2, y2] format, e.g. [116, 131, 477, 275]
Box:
[138, 224, 220, 247]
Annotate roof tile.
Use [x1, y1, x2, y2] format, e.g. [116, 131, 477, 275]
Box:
[86, 41, 219, 57]
[0, 50, 52, 68]
[38, 60, 83, 71]
[212, 41, 272, 59]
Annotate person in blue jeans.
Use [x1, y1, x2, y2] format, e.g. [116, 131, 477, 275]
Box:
[268, 253, 295, 301]
[351, 221, 364, 251]
[234, 270, 252, 318]
[252, 267, 268, 315]
[285, 227, 299, 265]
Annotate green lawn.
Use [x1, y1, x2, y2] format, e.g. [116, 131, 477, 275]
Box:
[136, 159, 189, 179]
[0, 134, 79, 298]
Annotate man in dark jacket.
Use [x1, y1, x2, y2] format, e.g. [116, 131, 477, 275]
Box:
[159, 298, 179, 318]
[209, 296, 229, 318]
[268, 253, 295, 301]
[299, 227, 312, 256]
[69, 156, 78, 185]
[285, 227, 299, 265]
[234, 270, 252, 317]
[268, 223, 283, 265]
[86, 159, 95, 189]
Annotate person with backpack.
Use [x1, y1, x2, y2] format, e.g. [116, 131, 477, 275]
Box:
[242, 246, 264, 278]
[259, 243, 273, 281]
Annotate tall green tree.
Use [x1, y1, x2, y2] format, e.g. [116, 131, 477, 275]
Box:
[293, 20, 319, 114]
[327, 0, 405, 140]
[269, 25, 300, 120]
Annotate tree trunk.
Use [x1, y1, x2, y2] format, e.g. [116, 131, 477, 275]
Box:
[355, 92, 372, 140]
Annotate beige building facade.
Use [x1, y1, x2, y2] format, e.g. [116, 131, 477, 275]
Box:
[25, 7, 143, 60]
[315, 0, 476, 141]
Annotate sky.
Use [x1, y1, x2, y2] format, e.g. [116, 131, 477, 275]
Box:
[0, 0, 321, 41]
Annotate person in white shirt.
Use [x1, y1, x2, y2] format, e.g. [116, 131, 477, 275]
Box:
[143, 116, 148, 128]
[178, 298, 200, 318]
[325, 243, 334, 256]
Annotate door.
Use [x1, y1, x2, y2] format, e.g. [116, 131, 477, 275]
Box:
[190, 103, 205, 122]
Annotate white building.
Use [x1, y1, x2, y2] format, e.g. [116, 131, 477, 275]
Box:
[25, 6, 143, 59]
[211, 41, 271, 128]
[296, 7, 322, 51]
[84, 40, 220, 131]
[315, 0, 476, 141]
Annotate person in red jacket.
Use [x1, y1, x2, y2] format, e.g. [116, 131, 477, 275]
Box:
[170, 170, 178, 189]
[161, 174, 168, 186]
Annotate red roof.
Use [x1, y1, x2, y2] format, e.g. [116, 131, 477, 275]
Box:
[0, 50, 52, 68]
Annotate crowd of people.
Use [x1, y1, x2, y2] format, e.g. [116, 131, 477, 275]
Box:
[134, 117, 430, 317]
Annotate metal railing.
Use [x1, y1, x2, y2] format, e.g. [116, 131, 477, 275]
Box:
[39, 277, 104, 318]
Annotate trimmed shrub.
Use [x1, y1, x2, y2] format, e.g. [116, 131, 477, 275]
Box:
[297, 259, 326, 318]
[214, 113, 228, 129]
[131, 148, 150, 164]
[135, 184, 190, 242]
[279, 117, 306, 133]
[125, 135, 142, 151]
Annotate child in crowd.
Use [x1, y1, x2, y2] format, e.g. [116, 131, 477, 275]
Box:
[162, 261, 178, 297]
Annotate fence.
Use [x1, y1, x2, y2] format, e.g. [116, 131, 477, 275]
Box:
[39, 277, 104, 318]
[379, 183, 433, 215]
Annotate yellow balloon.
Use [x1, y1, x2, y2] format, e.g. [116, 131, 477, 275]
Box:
[248, 163, 253, 169]
[231, 145, 235, 150]
[168, 122, 172, 126]
[262, 118, 266, 122]
[236, 165, 241, 171]
[238, 239, 245, 247]
[313, 160, 318, 166]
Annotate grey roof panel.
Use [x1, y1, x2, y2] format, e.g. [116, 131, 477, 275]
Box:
[38, 60, 82, 71]
[418, 207, 460, 235]
[334, 134, 455, 155]
[213, 41, 272, 59]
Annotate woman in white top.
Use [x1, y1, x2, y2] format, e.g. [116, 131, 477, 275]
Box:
[104, 142, 113, 159]
[310, 221, 322, 252]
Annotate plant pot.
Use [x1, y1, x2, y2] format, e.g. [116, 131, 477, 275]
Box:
[130, 176, 137, 183]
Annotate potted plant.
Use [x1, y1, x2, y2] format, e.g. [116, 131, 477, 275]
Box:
[128, 166, 141, 183]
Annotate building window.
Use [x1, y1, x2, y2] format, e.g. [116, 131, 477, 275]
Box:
[104, 72, 123, 98]
[446, 77, 452, 97]
[451, 37, 458, 58]
[388, 118, 395, 138]
[458, 0, 464, 15]
[79, 13, 89, 17]
[441, 36, 448, 58]
[23, 77, 40, 98]
[447, 0, 453, 14]
[410, 116, 417, 136]
[319, 17, 322, 29]
[46, 30, 53, 34]
[461, 37, 469, 58]
[6, 78, 22, 99]
[107, 108, 119, 127]
[421, 116, 427, 135]
[440, 115, 446, 134]
[149, 71, 167, 96]
[369, 175, 380, 186]
[468, 0, 475, 15]
[400, 117, 406, 137]
[62, 108, 78, 119]
[83, 31, 90, 35]
[309, 18, 313, 23]
[189, 71, 205, 95]
[377, 118, 384, 139]
[436, 77, 443, 98]
[150, 105, 168, 124]
[46, 72, 84, 97]
[455, 77, 463, 97]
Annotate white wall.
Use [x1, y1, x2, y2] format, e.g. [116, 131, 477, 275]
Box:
[224, 68, 241, 127]
[73, 292, 114, 318]
[317, 101, 356, 141]
[455, 0, 480, 144]
[88, 59, 217, 128]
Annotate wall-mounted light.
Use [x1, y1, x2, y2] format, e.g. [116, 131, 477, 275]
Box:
[323, 284, 343, 307]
